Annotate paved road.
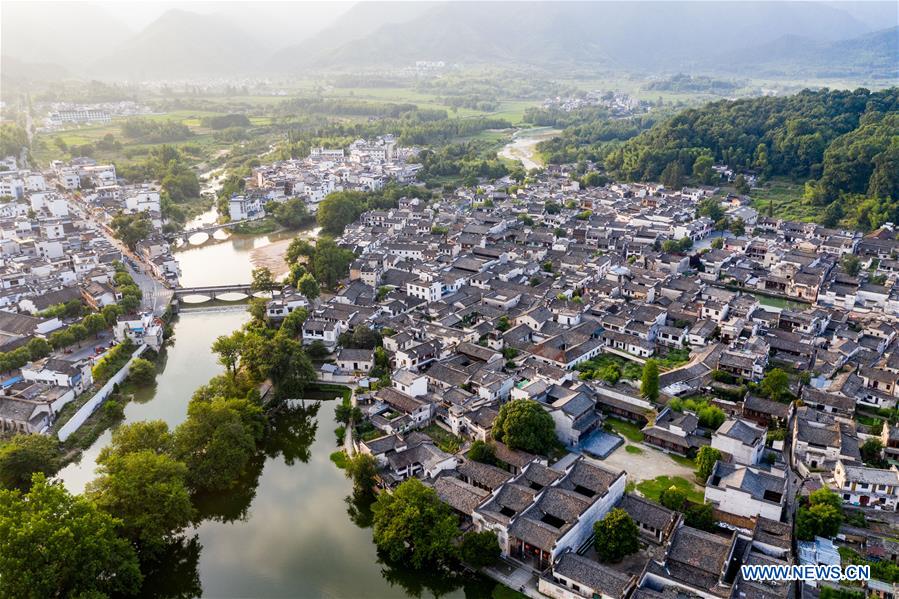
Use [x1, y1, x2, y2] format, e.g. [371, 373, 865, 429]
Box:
[68, 198, 172, 316]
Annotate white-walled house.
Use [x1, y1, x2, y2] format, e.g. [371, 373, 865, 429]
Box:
[473, 458, 626, 571]
[113, 313, 164, 351]
[20, 358, 93, 395]
[712, 418, 766, 465]
[834, 461, 899, 511]
[704, 461, 786, 521]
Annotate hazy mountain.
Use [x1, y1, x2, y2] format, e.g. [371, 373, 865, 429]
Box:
[89, 9, 268, 79]
[271, 1, 883, 72]
[724, 26, 899, 79]
[267, 2, 440, 72]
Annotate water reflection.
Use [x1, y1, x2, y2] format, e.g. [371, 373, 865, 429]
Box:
[138, 536, 203, 599]
[192, 402, 321, 525]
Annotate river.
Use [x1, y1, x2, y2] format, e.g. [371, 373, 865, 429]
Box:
[56, 236, 497, 598]
[498, 127, 561, 171]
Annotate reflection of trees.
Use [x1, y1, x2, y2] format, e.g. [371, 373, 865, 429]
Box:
[378, 553, 498, 598]
[379, 555, 462, 599]
[138, 535, 203, 599]
[263, 401, 320, 466]
[190, 401, 319, 523]
[345, 490, 374, 529]
[146, 401, 321, 591]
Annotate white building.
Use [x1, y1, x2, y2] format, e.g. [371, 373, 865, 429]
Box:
[834, 460, 899, 511]
[704, 461, 786, 521]
[711, 418, 766, 465]
[113, 313, 164, 351]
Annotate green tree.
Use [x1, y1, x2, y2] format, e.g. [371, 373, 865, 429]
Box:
[692, 154, 714, 184]
[696, 446, 722, 481]
[459, 530, 500, 569]
[317, 191, 365, 236]
[25, 337, 51, 360]
[68, 323, 88, 344]
[492, 399, 556, 454]
[641, 359, 659, 402]
[272, 198, 311, 229]
[285, 238, 315, 264]
[696, 197, 724, 222]
[0, 434, 60, 491]
[102, 303, 123, 326]
[468, 440, 497, 465]
[659, 485, 687, 511]
[711, 236, 724, 249]
[0, 474, 142, 597]
[599, 363, 621, 384]
[127, 357, 157, 386]
[120, 294, 140, 313]
[345, 452, 378, 500]
[267, 335, 316, 400]
[211, 332, 243, 376]
[660, 161, 685, 189]
[841, 254, 861, 276]
[593, 508, 639, 562]
[796, 489, 844, 541]
[297, 273, 320, 301]
[251, 267, 277, 295]
[87, 450, 194, 549]
[734, 174, 750, 195]
[82, 312, 108, 336]
[97, 420, 174, 464]
[280, 307, 308, 338]
[312, 238, 355, 290]
[684, 502, 717, 531]
[372, 478, 458, 568]
[173, 397, 264, 491]
[760, 368, 790, 401]
[861, 437, 885, 466]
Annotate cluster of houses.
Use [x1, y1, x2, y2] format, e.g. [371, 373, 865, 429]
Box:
[228, 135, 421, 221]
[276, 165, 899, 597]
[0, 156, 168, 434]
[42, 158, 180, 283]
[541, 91, 644, 115]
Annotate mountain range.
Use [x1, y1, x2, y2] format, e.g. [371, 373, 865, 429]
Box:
[2, 1, 897, 80]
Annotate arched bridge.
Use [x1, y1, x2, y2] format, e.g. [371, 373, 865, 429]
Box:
[172, 284, 256, 301]
[165, 218, 260, 242]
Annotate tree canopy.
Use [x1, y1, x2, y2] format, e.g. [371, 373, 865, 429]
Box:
[372, 478, 458, 568]
[492, 399, 557, 455]
[593, 508, 639, 562]
[0, 474, 142, 598]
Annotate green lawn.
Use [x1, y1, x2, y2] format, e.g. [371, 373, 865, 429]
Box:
[749, 178, 818, 222]
[636, 475, 704, 504]
[625, 445, 644, 454]
[422, 424, 462, 453]
[606, 418, 644, 443]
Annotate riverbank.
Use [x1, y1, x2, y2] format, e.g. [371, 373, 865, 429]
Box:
[498, 127, 561, 171]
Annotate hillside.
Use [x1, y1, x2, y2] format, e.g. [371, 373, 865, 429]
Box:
[724, 26, 899, 79]
[594, 88, 899, 229]
[270, 1, 884, 72]
[89, 9, 269, 79]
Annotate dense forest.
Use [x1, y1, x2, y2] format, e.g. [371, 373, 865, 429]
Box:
[546, 88, 898, 230]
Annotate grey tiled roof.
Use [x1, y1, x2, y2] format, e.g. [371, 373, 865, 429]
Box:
[553, 553, 633, 597]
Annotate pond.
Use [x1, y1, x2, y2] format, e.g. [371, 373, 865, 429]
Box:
[57, 303, 500, 597]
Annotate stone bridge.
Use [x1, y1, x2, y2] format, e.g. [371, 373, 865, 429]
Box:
[171, 283, 255, 301]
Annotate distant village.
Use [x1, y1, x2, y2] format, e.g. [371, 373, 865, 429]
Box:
[230, 134, 420, 221]
[3, 133, 899, 597]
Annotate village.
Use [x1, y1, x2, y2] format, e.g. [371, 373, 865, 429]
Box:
[2, 136, 899, 598]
